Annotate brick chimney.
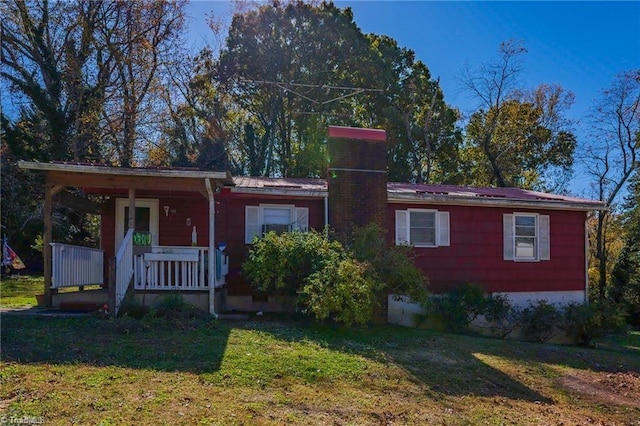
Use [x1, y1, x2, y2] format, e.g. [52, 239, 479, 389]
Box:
[327, 126, 387, 241]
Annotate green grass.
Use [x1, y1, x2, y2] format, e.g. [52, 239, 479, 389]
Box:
[0, 275, 103, 308]
[1, 315, 639, 425]
[0, 275, 43, 307]
[595, 330, 640, 353]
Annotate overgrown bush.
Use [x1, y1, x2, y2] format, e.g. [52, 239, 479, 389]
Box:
[349, 224, 428, 305]
[301, 257, 380, 326]
[484, 294, 521, 339]
[562, 299, 627, 346]
[242, 225, 428, 326]
[429, 283, 486, 332]
[243, 229, 343, 297]
[519, 300, 562, 343]
[151, 293, 203, 321]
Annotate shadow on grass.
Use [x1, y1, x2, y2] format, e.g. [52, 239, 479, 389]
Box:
[0, 315, 231, 374]
[241, 319, 640, 402]
[2, 315, 638, 403]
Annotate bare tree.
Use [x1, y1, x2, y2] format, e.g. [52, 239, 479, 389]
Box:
[459, 40, 526, 187]
[460, 40, 576, 190]
[96, 0, 186, 166]
[1, 0, 107, 161]
[583, 69, 640, 299]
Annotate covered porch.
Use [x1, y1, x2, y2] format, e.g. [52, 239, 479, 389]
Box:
[18, 161, 234, 316]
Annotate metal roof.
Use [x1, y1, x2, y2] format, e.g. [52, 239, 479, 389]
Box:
[17, 161, 234, 185]
[232, 176, 604, 210]
[17, 161, 604, 210]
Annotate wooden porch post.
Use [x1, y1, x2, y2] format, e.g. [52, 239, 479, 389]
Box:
[205, 179, 217, 317]
[128, 189, 136, 231]
[43, 183, 63, 307]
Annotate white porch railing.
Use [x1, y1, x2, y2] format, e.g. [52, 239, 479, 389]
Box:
[51, 243, 104, 288]
[134, 246, 228, 291]
[114, 228, 134, 314]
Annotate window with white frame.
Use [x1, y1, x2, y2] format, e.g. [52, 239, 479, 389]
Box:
[395, 209, 450, 247]
[503, 213, 550, 261]
[245, 204, 309, 243]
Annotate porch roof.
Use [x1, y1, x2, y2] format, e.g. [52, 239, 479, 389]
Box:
[18, 161, 234, 191]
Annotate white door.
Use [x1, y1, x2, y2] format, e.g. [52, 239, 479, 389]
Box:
[115, 199, 159, 249]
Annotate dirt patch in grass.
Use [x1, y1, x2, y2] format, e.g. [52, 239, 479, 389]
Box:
[559, 370, 640, 409]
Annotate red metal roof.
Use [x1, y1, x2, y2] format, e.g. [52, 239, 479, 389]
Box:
[232, 176, 603, 209]
[23, 161, 601, 209]
[386, 182, 598, 205]
[232, 176, 328, 191]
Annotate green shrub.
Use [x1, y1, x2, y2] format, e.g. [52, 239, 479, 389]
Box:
[118, 294, 150, 319]
[243, 229, 344, 297]
[519, 300, 561, 343]
[302, 257, 380, 326]
[429, 283, 486, 332]
[562, 300, 627, 346]
[350, 224, 428, 305]
[151, 293, 203, 321]
[242, 225, 428, 326]
[484, 294, 520, 339]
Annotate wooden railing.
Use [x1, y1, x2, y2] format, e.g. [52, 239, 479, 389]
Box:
[51, 243, 104, 288]
[134, 246, 228, 290]
[113, 228, 134, 315]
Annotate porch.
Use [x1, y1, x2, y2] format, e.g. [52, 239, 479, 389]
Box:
[18, 160, 235, 317]
[49, 238, 229, 311]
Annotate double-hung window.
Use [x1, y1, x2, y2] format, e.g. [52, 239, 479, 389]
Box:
[503, 213, 550, 261]
[395, 209, 450, 247]
[245, 204, 309, 243]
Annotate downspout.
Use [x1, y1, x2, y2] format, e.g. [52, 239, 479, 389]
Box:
[205, 178, 218, 319]
[584, 212, 590, 305]
[324, 193, 329, 228]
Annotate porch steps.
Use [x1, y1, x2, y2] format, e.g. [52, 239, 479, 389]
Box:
[217, 313, 250, 320]
[52, 288, 108, 311]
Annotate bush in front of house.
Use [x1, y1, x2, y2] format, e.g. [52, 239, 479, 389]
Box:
[302, 257, 380, 326]
[518, 300, 562, 343]
[243, 229, 344, 298]
[349, 224, 429, 305]
[483, 293, 521, 339]
[561, 299, 627, 346]
[423, 285, 626, 345]
[428, 283, 487, 332]
[242, 225, 429, 326]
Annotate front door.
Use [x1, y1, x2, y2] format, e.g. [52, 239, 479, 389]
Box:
[115, 199, 159, 250]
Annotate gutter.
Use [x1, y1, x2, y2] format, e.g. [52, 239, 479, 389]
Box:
[205, 178, 218, 319]
[324, 194, 329, 227]
[230, 187, 327, 198]
[387, 193, 606, 212]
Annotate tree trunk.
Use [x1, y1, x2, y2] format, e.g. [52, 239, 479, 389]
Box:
[596, 211, 608, 300]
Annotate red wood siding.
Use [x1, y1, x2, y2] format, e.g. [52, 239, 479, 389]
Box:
[100, 191, 587, 298]
[100, 194, 211, 258]
[388, 203, 587, 294]
[216, 194, 325, 296]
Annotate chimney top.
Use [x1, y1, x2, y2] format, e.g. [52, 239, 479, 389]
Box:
[328, 126, 386, 141]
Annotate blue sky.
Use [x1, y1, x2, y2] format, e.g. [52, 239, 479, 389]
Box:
[187, 1, 639, 122]
[186, 1, 639, 195]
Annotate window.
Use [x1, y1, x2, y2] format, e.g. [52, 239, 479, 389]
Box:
[245, 204, 309, 243]
[503, 213, 550, 261]
[395, 209, 450, 247]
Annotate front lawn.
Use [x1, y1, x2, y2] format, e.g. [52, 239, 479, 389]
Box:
[1, 315, 638, 425]
[0, 275, 43, 308]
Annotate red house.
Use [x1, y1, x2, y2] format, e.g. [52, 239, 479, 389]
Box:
[18, 126, 605, 319]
